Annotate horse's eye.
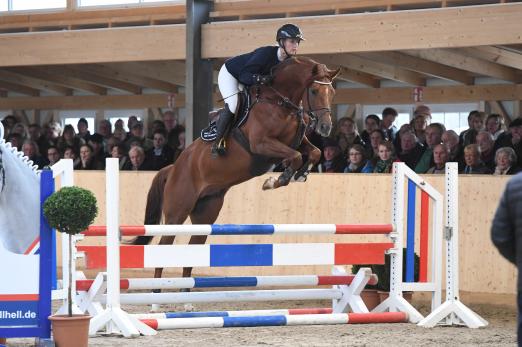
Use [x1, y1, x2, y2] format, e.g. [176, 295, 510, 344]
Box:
[311, 89, 318, 95]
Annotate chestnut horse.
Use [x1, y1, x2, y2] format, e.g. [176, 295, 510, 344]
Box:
[137, 57, 340, 281]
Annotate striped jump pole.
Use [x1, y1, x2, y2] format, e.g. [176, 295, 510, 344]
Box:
[139, 312, 409, 330]
[84, 223, 394, 237]
[78, 243, 393, 269]
[76, 274, 379, 291]
[133, 307, 336, 319]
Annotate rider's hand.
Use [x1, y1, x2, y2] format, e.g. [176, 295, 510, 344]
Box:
[254, 74, 273, 86]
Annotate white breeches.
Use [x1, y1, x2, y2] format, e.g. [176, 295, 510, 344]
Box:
[218, 64, 243, 114]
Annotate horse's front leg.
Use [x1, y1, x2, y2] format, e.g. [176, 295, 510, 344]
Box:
[250, 138, 302, 190]
[293, 136, 322, 182]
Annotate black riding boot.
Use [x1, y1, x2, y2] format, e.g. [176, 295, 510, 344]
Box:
[211, 105, 235, 157]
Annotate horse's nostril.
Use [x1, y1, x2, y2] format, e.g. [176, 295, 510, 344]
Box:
[321, 123, 332, 136]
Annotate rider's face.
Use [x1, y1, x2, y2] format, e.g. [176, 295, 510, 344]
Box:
[283, 38, 300, 56]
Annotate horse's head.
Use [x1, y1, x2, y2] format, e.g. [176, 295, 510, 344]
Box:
[303, 63, 341, 137]
[269, 57, 340, 137]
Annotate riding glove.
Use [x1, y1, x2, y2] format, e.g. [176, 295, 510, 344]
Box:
[253, 74, 273, 85]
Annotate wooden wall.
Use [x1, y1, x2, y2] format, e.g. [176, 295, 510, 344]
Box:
[69, 171, 516, 295]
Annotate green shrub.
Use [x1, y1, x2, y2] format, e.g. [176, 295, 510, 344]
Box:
[352, 248, 419, 292]
[43, 186, 98, 235]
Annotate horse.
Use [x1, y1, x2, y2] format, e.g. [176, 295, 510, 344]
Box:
[136, 56, 341, 282]
[0, 122, 41, 254]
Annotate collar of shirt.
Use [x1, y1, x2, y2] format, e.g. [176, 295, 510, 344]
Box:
[277, 48, 285, 62]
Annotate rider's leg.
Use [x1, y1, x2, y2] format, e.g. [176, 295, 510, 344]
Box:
[213, 65, 239, 156]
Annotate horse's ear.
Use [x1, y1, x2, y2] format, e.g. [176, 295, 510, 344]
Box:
[328, 67, 342, 81]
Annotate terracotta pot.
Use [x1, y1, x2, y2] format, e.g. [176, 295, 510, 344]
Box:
[360, 289, 381, 311]
[378, 291, 413, 303]
[49, 314, 91, 347]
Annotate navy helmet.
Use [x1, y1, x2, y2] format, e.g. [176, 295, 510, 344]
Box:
[276, 24, 305, 43]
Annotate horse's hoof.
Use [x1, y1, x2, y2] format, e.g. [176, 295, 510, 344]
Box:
[295, 174, 307, 183]
[183, 303, 195, 312]
[262, 177, 277, 190]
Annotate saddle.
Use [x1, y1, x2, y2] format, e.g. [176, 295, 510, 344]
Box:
[200, 88, 252, 142]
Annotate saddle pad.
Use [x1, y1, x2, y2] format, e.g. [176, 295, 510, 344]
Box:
[201, 121, 218, 142]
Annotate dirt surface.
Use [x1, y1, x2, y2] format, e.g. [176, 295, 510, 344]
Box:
[4, 295, 517, 347]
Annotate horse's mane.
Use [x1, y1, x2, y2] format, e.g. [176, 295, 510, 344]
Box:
[271, 56, 330, 81]
[0, 123, 40, 193]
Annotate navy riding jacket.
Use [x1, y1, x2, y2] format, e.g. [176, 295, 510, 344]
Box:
[225, 46, 280, 86]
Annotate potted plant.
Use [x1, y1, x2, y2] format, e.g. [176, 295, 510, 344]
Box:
[353, 248, 419, 307]
[43, 186, 98, 347]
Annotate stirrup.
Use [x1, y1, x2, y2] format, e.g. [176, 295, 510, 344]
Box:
[211, 138, 227, 157]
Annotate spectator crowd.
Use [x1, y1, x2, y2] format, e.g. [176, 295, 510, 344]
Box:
[1, 111, 185, 172]
[2, 105, 521, 176]
[309, 105, 522, 175]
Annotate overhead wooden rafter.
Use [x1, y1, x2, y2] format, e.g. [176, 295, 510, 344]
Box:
[0, 69, 73, 95]
[454, 46, 522, 71]
[43, 66, 142, 94]
[313, 53, 427, 86]
[0, 80, 39, 96]
[334, 84, 522, 104]
[358, 51, 474, 85]
[7, 67, 107, 94]
[81, 64, 179, 93]
[402, 49, 520, 83]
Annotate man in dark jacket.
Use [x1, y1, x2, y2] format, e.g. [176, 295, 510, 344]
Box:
[491, 172, 522, 345]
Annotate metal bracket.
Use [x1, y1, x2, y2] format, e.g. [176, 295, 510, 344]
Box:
[444, 226, 453, 241]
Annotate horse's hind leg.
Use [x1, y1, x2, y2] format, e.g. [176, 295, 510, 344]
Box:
[152, 175, 198, 285]
[184, 192, 227, 278]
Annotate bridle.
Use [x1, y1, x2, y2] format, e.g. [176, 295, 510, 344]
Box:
[259, 78, 333, 131]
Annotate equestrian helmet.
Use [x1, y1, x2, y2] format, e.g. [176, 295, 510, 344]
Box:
[276, 24, 305, 43]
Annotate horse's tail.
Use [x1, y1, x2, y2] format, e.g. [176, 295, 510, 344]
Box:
[131, 165, 172, 245]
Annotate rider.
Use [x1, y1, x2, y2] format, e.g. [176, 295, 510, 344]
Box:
[211, 23, 305, 156]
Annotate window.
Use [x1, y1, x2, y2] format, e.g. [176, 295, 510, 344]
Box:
[105, 109, 144, 132]
[431, 112, 469, 134]
[362, 103, 478, 135]
[3, 0, 66, 11]
[63, 117, 95, 134]
[79, 0, 174, 6]
[362, 105, 411, 129]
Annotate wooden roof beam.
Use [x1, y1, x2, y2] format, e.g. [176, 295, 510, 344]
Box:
[313, 53, 427, 86]
[114, 61, 186, 86]
[0, 25, 185, 67]
[44, 66, 142, 94]
[0, 80, 40, 96]
[82, 64, 178, 93]
[7, 67, 107, 94]
[456, 46, 522, 71]
[333, 84, 522, 104]
[402, 49, 520, 83]
[203, 3, 522, 58]
[359, 51, 474, 85]
[0, 93, 182, 110]
[0, 69, 72, 95]
[335, 67, 381, 88]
